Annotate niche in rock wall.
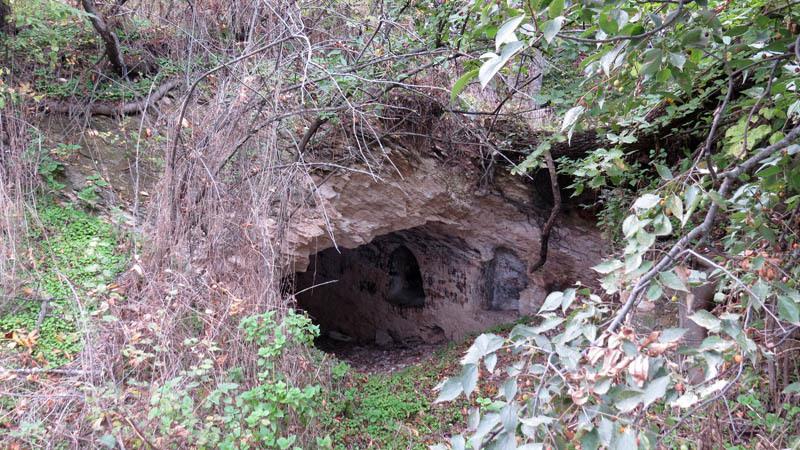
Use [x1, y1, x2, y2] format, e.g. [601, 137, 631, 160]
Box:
[293, 225, 481, 346]
[387, 246, 426, 307]
[484, 247, 527, 311]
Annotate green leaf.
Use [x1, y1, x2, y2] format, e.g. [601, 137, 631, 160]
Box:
[581, 428, 600, 450]
[518, 444, 545, 450]
[671, 392, 699, 408]
[600, 43, 626, 76]
[633, 193, 661, 210]
[542, 16, 565, 44]
[783, 382, 800, 394]
[777, 296, 800, 325]
[611, 428, 637, 450]
[502, 376, 517, 401]
[451, 69, 478, 102]
[659, 328, 687, 343]
[593, 259, 623, 274]
[484, 353, 498, 372]
[435, 377, 464, 403]
[614, 389, 643, 413]
[599, 10, 625, 35]
[682, 185, 701, 226]
[462, 333, 505, 364]
[532, 316, 564, 333]
[548, 0, 564, 18]
[668, 52, 686, 70]
[689, 310, 722, 333]
[625, 252, 643, 274]
[479, 41, 524, 88]
[646, 282, 663, 300]
[655, 164, 673, 180]
[666, 195, 684, 222]
[98, 434, 117, 449]
[653, 214, 672, 236]
[539, 291, 564, 313]
[496, 15, 526, 51]
[641, 376, 670, 408]
[561, 288, 577, 312]
[560, 105, 585, 138]
[660, 270, 688, 292]
[462, 364, 479, 397]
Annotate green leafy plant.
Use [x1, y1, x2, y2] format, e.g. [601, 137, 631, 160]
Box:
[1, 200, 124, 366]
[431, 0, 800, 447]
[146, 310, 326, 449]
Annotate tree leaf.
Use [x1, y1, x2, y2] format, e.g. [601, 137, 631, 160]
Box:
[479, 41, 524, 88]
[462, 364, 479, 397]
[646, 282, 663, 300]
[593, 259, 623, 274]
[671, 392, 699, 408]
[666, 194, 684, 222]
[682, 185, 701, 227]
[435, 377, 464, 403]
[561, 288, 577, 312]
[611, 427, 637, 450]
[539, 291, 564, 313]
[653, 214, 672, 236]
[659, 327, 687, 343]
[669, 52, 686, 70]
[777, 295, 800, 325]
[462, 333, 505, 364]
[581, 428, 600, 450]
[655, 164, 673, 180]
[542, 16, 565, 44]
[641, 376, 670, 408]
[633, 193, 661, 210]
[450, 435, 466, 450]
[689, 310, 722, 333]
[451, 69, 478, 102]
[484, 353, 498, 373]
[600, 43, 626, 76]
[548, 0, 564, 18]
[783, 382, 800, 394]
[502, 376, 517, 401]
[532, 316, 564, 333]
[496, 15, 526, 51]
[560, 105, 585, 133]
[659, 270, 688, 292]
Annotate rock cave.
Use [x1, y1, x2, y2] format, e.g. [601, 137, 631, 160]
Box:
[284, 147, 606, 365]
[294, 223, 558, 355]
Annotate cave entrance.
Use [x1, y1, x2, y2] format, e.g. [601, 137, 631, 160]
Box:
[292, 224, 527, 371]
[292, 225, 481, 369]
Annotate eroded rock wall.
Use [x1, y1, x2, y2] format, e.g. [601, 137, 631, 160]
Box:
[288, 146, 606, 343]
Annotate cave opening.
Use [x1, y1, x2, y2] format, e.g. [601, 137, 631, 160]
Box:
[292, 224, 526, 370]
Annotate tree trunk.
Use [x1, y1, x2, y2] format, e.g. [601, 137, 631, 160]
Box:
[81, 0, 128, 78]
[0, 0, 12, 34]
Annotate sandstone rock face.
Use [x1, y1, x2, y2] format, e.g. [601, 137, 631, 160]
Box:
[289, 147, 606, 344]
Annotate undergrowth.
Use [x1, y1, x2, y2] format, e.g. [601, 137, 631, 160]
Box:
[319, 320, 530, 449]
[0, 199, 125, 367]
[319, 343, 467, 449]
[3, 0, 182, 102]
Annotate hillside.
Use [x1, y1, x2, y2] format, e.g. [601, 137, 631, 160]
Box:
[1, 0, 799, 448]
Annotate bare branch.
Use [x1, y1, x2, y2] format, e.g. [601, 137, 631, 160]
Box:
[530, 149, 561, 272]
[81, 0, 128, 78]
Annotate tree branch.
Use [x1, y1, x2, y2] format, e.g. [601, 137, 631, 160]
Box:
[530, 149, 561, 272]
[81, 0, 128, 78]
[42, 78, 182, 116]
[606, 123, 800, 333]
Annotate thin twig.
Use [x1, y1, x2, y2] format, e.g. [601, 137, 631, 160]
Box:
[530, 149, 561, 272]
